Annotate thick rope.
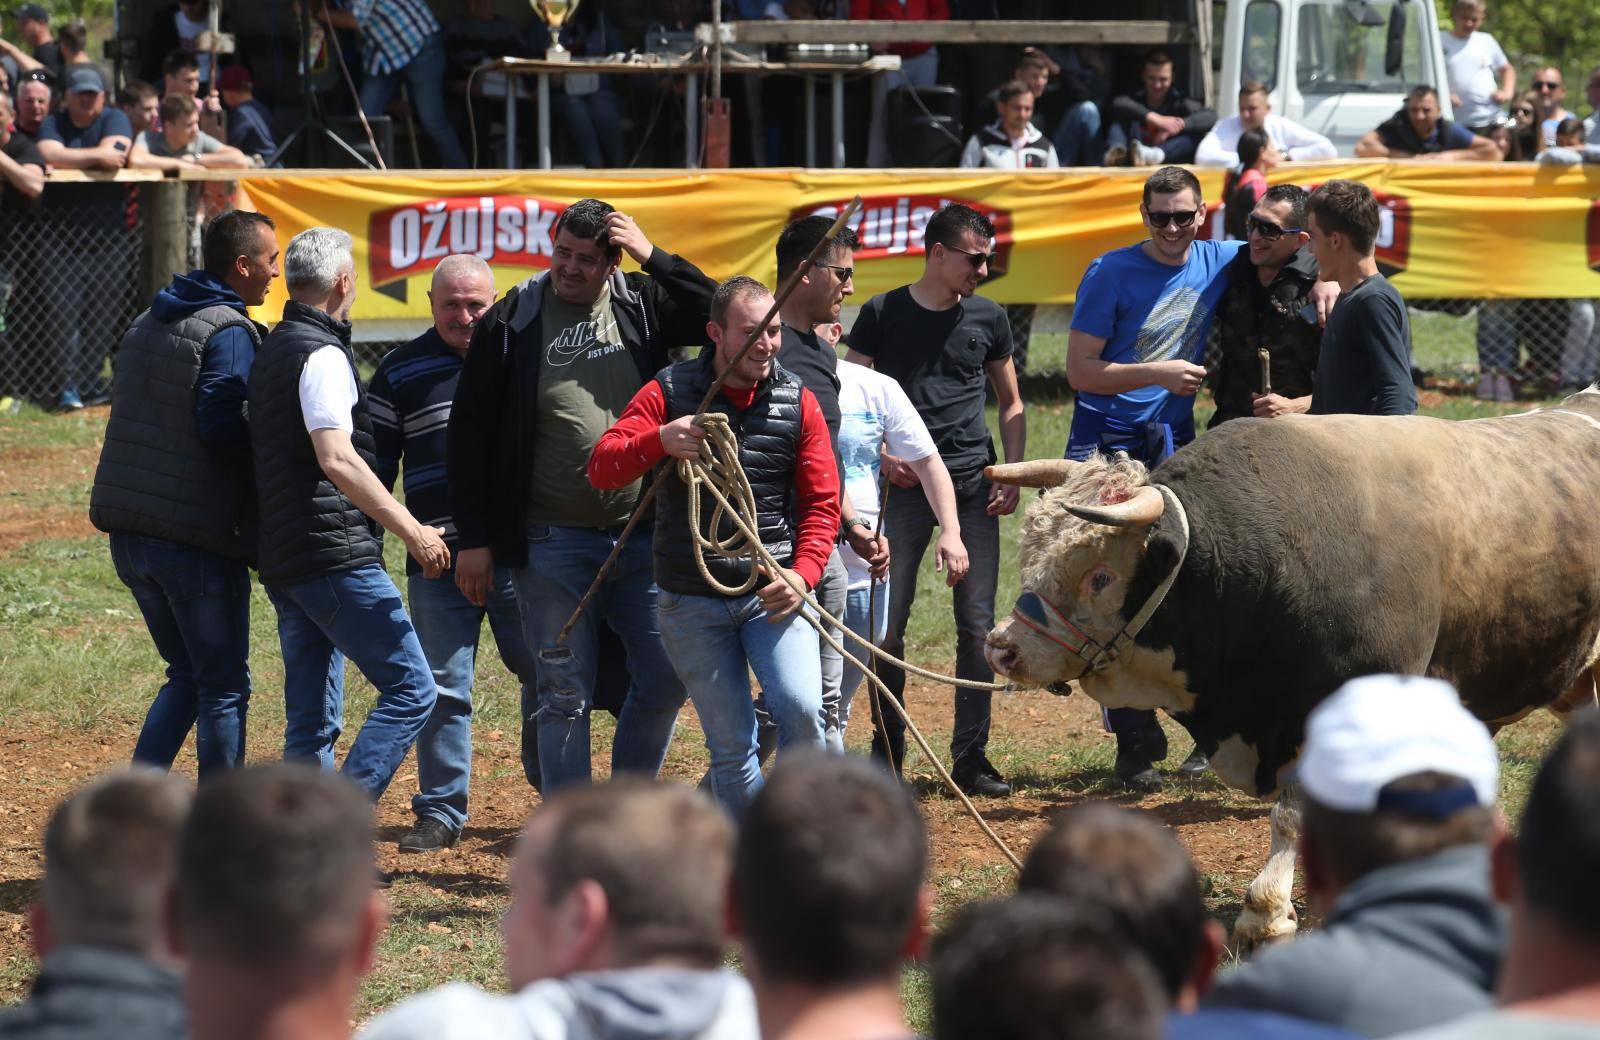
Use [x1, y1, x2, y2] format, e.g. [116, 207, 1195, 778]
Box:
[680, 414, 1023, 870]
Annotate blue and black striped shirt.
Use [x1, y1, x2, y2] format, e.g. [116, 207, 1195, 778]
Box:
[369, 328, 464, 575]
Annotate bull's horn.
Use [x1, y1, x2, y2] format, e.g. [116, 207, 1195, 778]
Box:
[985, 459, 1081, 488]
[1066, 485, 1165, 528]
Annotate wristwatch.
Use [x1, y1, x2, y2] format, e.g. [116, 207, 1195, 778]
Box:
[843, 517, 872, 534]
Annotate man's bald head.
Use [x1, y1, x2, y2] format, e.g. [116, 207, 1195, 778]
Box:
[429, 255, 496, 354]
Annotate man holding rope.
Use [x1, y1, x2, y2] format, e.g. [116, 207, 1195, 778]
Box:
[589, 276, 841, 815]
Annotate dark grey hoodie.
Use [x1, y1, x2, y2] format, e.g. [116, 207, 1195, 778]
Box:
[358, 967, 758, 1040]
[1204, 844, 1503, 1038]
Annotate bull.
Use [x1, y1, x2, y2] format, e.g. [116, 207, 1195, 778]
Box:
[983, 395, 1600, 949]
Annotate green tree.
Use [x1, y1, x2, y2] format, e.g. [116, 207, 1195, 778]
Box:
[1440, 0, 1600, 97]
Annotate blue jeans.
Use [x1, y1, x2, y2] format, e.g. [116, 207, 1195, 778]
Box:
[112, 533, 250, 778]
[267, 563, 438, 799]
[1106, 122, 1199, 164]
[359, 31, 469, 168]
[834, 580, 890, 752]
[407, 566, 535, 834]
[875, 480, 1001, 768]
[513, 525, 685, 792]
[657, 587, 825, 815]
[1475, 300, 1517, 373]
[556, 88, 626, 168]
[1051, 99, 1102, 166]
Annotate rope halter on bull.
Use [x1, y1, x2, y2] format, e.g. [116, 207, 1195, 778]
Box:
[681, 412, 1023, 870]
[1003, 482, 1189, 680]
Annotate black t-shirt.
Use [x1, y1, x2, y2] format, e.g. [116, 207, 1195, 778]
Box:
[1, 133, 45, 205]
[32, 40, 63, 85]
[776, 322, 841, 450]
[847, 285, 1013, 484]
[1309, 274, 1417, 416]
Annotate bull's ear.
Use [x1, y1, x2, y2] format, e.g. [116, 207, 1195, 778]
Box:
[1066, 486, 1164, 528]
[986, 460, 1081, 488]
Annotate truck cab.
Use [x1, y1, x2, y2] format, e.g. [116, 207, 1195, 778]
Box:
[1216, 0, 1453, 155]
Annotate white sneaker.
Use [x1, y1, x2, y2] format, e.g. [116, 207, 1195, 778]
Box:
[1494, 373, 1514, 402]
[1475, 373, 1495, 400]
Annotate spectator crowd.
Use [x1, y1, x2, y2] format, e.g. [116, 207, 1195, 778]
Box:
[7, 671, 1600, 1040]
[3, 1, 1599, 414]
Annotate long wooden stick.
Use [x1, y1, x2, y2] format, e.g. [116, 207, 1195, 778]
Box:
[553, 196, 864, 646]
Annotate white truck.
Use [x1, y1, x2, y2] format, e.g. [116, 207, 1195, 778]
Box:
[1215, 0, 1455, 154]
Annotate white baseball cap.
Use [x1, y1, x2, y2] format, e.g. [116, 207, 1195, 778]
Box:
[1299, 674, 1498, 815]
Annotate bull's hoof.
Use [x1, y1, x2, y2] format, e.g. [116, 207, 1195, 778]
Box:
[1232, 904, 1298, 957]
[1177, 749, 1210, 779]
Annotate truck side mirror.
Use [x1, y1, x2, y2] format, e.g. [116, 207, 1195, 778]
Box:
[1385, 1, 1408, 77]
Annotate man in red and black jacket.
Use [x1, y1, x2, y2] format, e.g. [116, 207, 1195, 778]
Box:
[589, 276, 841, 816]
[447, 198, 715, 794]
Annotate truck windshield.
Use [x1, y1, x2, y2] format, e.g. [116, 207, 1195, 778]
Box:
[1296, 0, 1427, 95]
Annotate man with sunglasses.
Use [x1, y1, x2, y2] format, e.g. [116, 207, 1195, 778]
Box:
[1065, 165, 1240, 791]
[1532, 67, 1574, 145]
[1211, 184, 1327, 426]
[845, 203, 1025, 798]
[773, 215, 890, 752]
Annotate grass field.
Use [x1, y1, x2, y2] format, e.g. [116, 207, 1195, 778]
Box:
[0, 375, 1568, 1027]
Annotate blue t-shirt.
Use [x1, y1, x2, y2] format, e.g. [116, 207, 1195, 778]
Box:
[38, 107, 133, 149]
[1067, 238, 1243, 458]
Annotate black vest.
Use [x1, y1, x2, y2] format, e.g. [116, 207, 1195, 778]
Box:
[248, 301, 382, 586]
[90, 303, 262, 560]
[654, 354, 803, 597]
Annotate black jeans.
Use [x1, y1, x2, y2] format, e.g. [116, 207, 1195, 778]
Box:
[872, 477, 1001, 768]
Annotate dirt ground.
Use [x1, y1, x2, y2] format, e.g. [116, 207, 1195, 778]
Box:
[0, 423, 1277, 992]
[0, 699, 1276, 983]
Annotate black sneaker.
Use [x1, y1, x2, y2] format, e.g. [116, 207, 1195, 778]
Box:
[952, 752, 1012, 798]
[1114, 725, 1166, 793]
[398, 817, 458, 854]
[1177, 748, 1210, 778]
[375, 868, 394, 889]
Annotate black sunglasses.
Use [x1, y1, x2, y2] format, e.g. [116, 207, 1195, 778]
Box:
[1246, 215, 1303, 240]
[1147, 209, 1199, 229]
[816, 262, 853, 283]
[942, 243, 998, 268]
[1512, 105, 1535, 115]
[1533, 80, 1559, 90]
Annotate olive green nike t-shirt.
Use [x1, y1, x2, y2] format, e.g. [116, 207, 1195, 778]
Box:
[526, 280, 643, 527]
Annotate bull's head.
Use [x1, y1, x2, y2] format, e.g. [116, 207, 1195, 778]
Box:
[984, 456, 1177, 687]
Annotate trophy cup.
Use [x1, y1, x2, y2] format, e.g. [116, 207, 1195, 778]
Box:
[532, 0, 582, 61]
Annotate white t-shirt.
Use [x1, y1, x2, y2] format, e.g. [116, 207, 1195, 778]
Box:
[836, 360, 938, 589]
[173, 9, 212, 82]
[299, 344, 358, 433]
[1439, 30, 1508, 128]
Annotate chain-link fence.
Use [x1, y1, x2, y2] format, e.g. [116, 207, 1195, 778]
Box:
[1, 181, 150, 410]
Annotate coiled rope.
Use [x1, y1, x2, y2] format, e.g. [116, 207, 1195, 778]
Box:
[681, 413, 1023, 870]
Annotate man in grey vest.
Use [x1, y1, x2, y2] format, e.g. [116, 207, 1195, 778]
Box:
[248, 227, 446, 810]
[90, 210, 280, 779]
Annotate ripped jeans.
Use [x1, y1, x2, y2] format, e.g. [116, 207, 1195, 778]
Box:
[512, 525, 685, 792]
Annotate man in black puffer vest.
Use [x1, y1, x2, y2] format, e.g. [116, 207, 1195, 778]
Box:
[590, 277, 840, 816]
[249, 227, 447, 805]
[90, 210, 279, 779]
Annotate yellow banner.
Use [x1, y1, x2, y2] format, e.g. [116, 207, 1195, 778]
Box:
[237, 163, 1600, 322]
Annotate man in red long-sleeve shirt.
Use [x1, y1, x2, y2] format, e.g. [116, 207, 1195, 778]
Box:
[590, 276, 840, 815]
